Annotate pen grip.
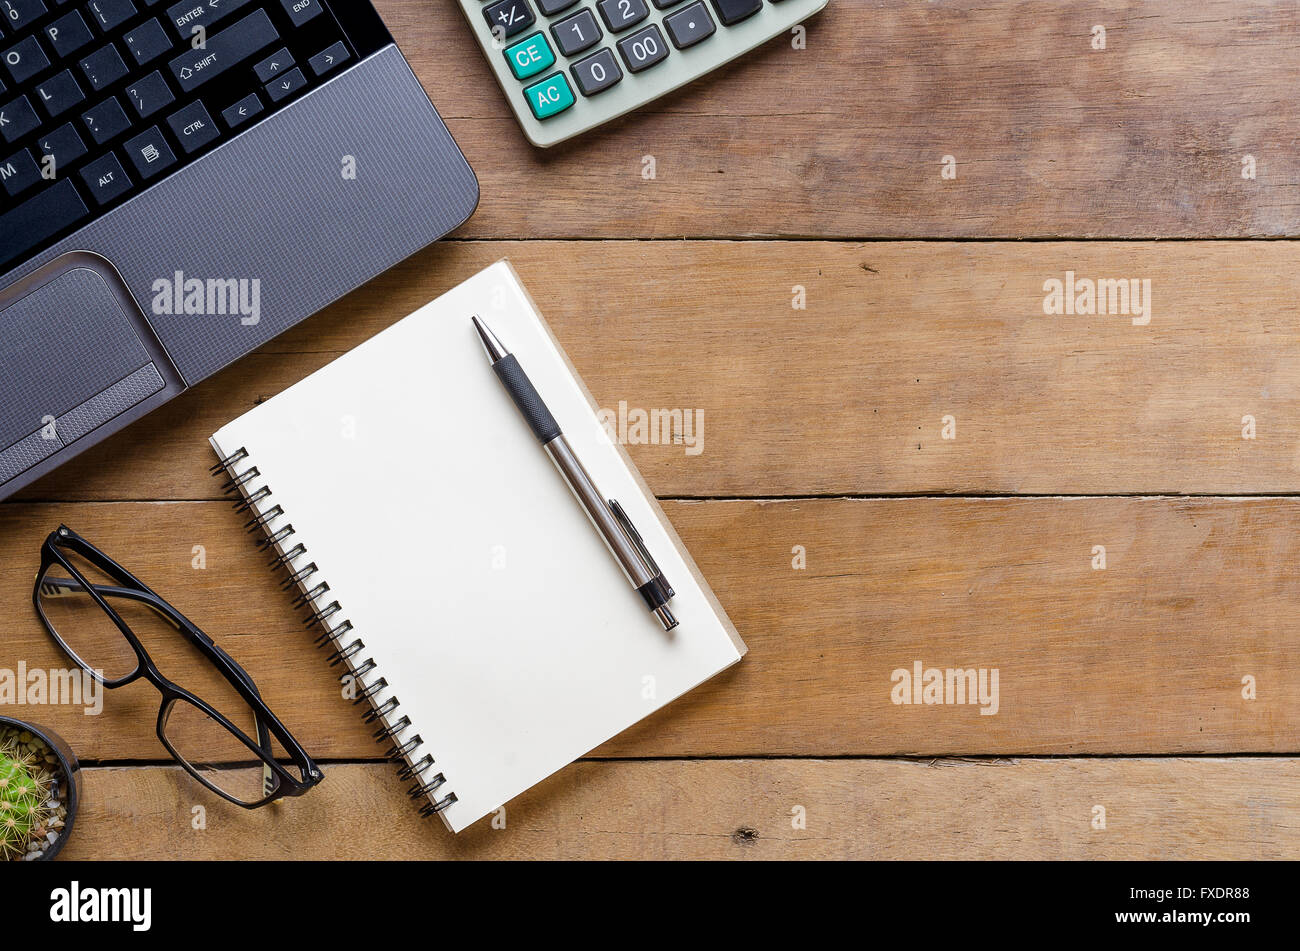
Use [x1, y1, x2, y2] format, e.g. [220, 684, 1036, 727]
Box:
[493, 354, 562, 443]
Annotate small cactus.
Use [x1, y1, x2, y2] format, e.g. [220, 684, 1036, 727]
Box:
[0, 740, 50, 860]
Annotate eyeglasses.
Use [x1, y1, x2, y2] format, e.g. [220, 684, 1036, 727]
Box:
[32, 525, 323, 808]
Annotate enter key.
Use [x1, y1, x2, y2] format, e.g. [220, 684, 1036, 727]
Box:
[168, 8, 279, 94]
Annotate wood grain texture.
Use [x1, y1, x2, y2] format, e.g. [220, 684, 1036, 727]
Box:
[3, 498, 1295, 760]
[18, 240, 1300, 501]
[61, 759, 1300, 859]
[377, 0, 1300, 239]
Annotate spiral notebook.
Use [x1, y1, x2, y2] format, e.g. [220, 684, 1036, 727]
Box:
[210, 261, 745, 833]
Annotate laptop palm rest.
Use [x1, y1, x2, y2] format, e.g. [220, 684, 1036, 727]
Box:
[0, 254, 180, 487]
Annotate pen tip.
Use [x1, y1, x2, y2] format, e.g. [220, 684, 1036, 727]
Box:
[471, 314, 509, 363]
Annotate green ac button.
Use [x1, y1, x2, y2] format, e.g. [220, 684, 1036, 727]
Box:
[505, 32, 555, 80]
[523, 72, 575, 119]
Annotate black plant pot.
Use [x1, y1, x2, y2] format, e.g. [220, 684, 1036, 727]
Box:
[0, 715, 80, 861]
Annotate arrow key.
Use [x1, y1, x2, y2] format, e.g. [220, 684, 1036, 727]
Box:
[253, 47, 293, 83]
[221, 91, 262, 129]
[308, 41, 349, 77]
[265, 65, 306, 103]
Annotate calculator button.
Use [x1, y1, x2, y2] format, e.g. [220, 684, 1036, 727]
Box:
[523, 71, 574, 119]
[483, 0, 536, 40]
[664, 1, 715, 48]
[570, 46, 621, 96]
[597, 0, 648, 33]
[550, 8, 600, 57]
[504, 32, 554, 80]
[616, 24, 668, 72]
[708, 0, 761, 25]
[651, 0, 686, 6]
[536, 0, 578, 13]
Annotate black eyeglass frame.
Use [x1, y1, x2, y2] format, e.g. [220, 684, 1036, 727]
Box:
[32, 525, 323, 808]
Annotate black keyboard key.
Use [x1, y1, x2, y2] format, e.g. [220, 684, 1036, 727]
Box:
[536, 0, 577, 13]
[37, 121, 86, 170]
[87, 0, 136, 33]
[0, 0, 46, 32]
[0, 93, 38, 142]
[123, 18, 172, 66]
[708, 0, 759, 26]
[597, 0, 647, 33]
[164, 0, 254, 39]
[0, 146, 39, 195]
[3, 35, 50, 85]
[0, 178, 88, 270]
[35, 68, 83, 117]
[45, 10, 94, 58]
[264, 64, 304, 102]
[307, 40, 348, 77]
[664, 1, 714, 49]
[125, 68, 172, 117]
[168, 9, 277, 93]
[551, 7, 599, 56]
[483, 0, 534, 40]
[570, 46, 621, 96]
[80, 43, 128, 90]
[165, 98, 215, 151]
[123, 124, 174, 179]
[220, 90, 260, 128]
[616, 23, 668, 72]
[81, 94, 129, 143]
[278, 0, 323, 27]
[78, 150, 130, 204]
[253, 46, 291, 82]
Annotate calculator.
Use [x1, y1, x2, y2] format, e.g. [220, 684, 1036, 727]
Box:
[457, 0, 830, 147]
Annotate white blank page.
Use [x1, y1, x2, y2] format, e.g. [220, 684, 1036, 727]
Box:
[212, 261, 744, 832]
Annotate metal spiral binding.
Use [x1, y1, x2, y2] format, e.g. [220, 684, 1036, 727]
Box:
[211, 445, 457, 817]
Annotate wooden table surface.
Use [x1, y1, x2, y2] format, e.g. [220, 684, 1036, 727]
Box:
[5, 0, 1299, 859]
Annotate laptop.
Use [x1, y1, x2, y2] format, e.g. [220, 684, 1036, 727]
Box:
[0, 0, 479, 499]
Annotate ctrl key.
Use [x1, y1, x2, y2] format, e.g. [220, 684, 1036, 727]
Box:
[166, 101, 219, 154]
[79, 152, 132, 206]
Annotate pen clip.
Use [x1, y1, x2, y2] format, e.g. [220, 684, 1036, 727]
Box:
[607, 499, 674, 597]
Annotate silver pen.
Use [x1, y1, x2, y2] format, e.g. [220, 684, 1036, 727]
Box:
[471, 316, 678, 631]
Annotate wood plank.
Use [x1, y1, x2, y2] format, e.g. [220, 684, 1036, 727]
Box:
[17, 240, 1300, 501]
[3, 498, 1297, 760]
[59, 758, 1300, 858]
[378, 0, 1300, 239]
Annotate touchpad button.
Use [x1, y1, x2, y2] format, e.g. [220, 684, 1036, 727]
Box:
[0, 265, 153, 452]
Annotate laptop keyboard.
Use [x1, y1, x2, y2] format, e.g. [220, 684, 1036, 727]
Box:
[0, 0, 355, 272]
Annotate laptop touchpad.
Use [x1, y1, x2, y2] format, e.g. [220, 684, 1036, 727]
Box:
[0, 261, 164, 481]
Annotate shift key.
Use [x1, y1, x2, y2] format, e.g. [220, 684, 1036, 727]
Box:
[168, 9, 278, 94]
